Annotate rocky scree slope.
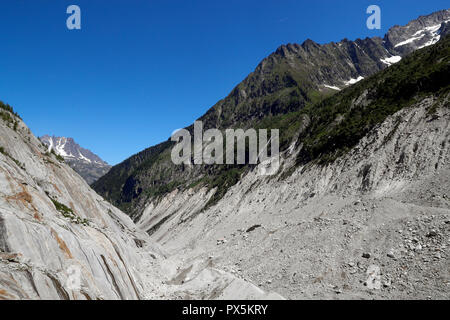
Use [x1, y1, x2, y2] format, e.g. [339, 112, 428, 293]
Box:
[149, 100, 450, 299]
[93, 10, 450, 220]
[40, 135, 111, 185]
[132, 37, 450, 299]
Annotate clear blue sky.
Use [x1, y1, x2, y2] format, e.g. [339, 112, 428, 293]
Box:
[0, 0, 448, 164]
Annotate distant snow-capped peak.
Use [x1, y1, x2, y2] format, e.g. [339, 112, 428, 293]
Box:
[40, 135, 108, 166]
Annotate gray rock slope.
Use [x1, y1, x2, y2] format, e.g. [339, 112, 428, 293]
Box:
[0, 110, 283, 300]
[0, 117, 160, 299]
[40, 135, 111, 185]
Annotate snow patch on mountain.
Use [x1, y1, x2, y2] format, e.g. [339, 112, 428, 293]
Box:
[394, 21, 447, 49]
[381, 55, 402, 66]
[417, 34, 441, 49]
[323, 84, 341, 91]
[344, 76, 364, 86]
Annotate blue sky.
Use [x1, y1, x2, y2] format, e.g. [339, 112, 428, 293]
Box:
[0, 0, 448, 164]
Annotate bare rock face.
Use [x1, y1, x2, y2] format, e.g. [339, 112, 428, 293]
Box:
[0, 115, 165, 299]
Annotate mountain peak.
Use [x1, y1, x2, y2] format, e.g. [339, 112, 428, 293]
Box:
[40, 135, 111, 184]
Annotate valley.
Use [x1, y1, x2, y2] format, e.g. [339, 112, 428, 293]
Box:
[0, 8, 449, 300]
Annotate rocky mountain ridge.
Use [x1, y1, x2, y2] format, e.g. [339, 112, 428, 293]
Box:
[384, 9, 450, 55]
